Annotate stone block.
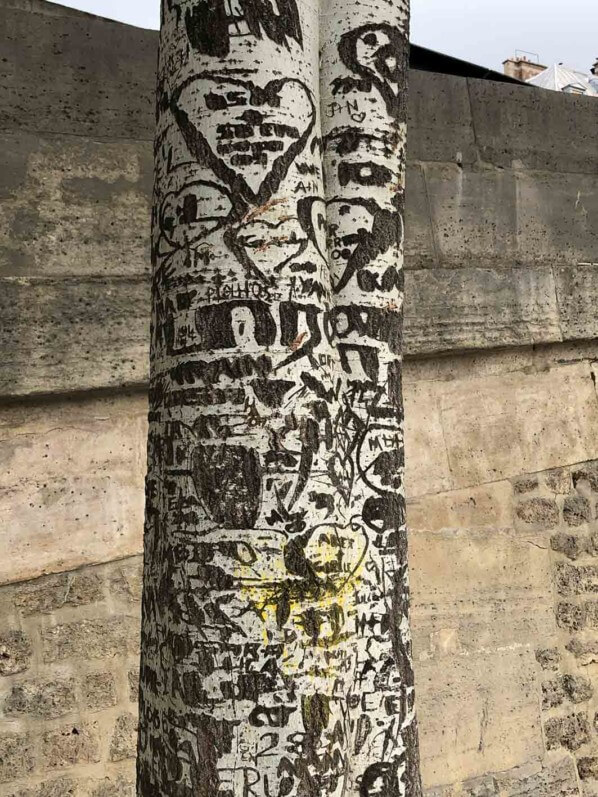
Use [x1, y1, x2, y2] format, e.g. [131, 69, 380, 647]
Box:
[516, 171, 598, 270]
[542, 679, 565, 709]
[468, 77, 598, 173]
[0, 7, 156, 139]
[109, 713, 138, 762]
[37, 779, 79, 797]
[535, 648, 560, 671]
[89, 775, 135, 797]
[13, 571, 103, 615]
[0, 630, 32, 676]
[40, 722, 100, 770]
[438, 363, 598, 490]
[128, 668, 139, 704]
[408, 71, 477, 164]
[546, 468, 572, 495]
[424, 787, 453, 797]
[569, 565, 598, 595]
[556, 602, 587, 631]
[551, 533, 589, 561]
[403, 380, 452, 498]
[0, 731, 34, 783]
[585, 601, 598, 628]
[108, 560, 143, 604]
[515, 498, 559, 529]
[8, 777, 80, 797]
[404, 266, 560, 356]
[410, 528, 555, 662]
[4, 678, 76, 719]
[0, 132, 152, 280]
[578, 758, 598, 781]
[404, 163, 436, 269]
[556, 563, 583, 597]
[422, 164, 518, 269]
[407, 482, 514, 533]
[567, 639, 598, 665]
[0, 394, 146, 585]
[0, 276, 150, 397]
[545, 712, 590, 751]
[417, 649, 542, 787]
[0, 128, 36, 202]
[582, 566, 598, 592]
[563, 496, 592, 527]
[462, 777, 498, 797]
[42, 616, 140, 663]
[80, 671, 117, 712]
[562, 674, 594, 704]
[556, 266, 598, 343]
[574, 463, 598, 493]
[513, 476, 538, 494]
[496, 756, 580, 795]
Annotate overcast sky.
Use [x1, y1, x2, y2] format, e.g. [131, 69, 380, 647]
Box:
[48, 0, 597, 75]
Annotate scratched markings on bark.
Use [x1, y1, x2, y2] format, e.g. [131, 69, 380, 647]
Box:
[138, 0, 420, 795]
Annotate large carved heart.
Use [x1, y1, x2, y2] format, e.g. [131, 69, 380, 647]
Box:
[172, 74, 315, 206]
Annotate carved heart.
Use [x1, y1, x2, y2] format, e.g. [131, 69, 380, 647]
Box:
[325, 197, 402, 294]
[160, 180, 232, 249]
[172, 74, 315, 205]
[229, 217, 307, 281]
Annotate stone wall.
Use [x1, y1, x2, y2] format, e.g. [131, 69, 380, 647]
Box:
[2, 0, 598, 794]
[0, 557, 142, 795]
[406, 348, 598, 795]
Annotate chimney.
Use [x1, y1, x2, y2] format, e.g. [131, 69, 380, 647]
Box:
[503, 54, 547, 81]
[592, 58, 598, 76]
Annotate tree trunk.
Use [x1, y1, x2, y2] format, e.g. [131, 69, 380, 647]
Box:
[137, 0, 420, 794]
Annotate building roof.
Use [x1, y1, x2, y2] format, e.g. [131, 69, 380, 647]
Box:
[527, 63, 598, 96]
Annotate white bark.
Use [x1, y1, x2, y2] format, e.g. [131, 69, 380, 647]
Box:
[138, 1, 419, 794]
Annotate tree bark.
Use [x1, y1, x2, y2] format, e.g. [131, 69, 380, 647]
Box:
[137, 0, 420, 794]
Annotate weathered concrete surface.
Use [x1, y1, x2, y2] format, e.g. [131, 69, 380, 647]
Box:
[410, 527, 556, 659]
[407, 71, 477, 165]
[404, 359, 598, 497]
[0, 267, 573, 396]
[416, 649, 543, 786]
[0, 5, 155, 140]
[0, 277, 150, 395]
[0, 132, 153, 278]
[556, 264, 598, 341]
[0, 393, 146, 585]
[1, 2, 597, 396]
[404, 266, 561, 354]
[467, 78, 598, 174]
[516, 171, 598, 269]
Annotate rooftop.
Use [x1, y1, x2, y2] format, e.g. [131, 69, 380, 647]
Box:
[527, 62, 598, 96]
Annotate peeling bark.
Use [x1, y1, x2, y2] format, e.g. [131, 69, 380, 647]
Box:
[138, 0, 420, 794]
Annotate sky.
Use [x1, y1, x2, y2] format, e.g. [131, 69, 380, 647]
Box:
[47, 0, 597, 75]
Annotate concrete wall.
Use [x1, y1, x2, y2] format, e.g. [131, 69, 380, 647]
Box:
[1, 1, 598, 795]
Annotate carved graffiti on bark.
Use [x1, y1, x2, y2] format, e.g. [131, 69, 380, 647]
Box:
[138, 0, 421, 794]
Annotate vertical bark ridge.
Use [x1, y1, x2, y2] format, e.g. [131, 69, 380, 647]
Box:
[138, 0, 420, 794]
